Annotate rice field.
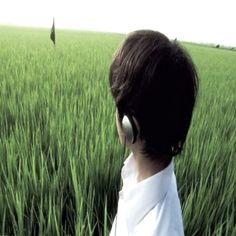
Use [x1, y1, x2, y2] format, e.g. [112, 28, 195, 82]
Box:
[0, 26, 235, 236]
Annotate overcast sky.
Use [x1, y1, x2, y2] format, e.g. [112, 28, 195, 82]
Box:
[0, 0, 235, 46]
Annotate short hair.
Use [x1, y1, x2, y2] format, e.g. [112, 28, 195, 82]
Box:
[109, 30, 198, 158]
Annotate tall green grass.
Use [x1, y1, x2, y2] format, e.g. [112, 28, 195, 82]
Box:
[0, 26, 235, 235]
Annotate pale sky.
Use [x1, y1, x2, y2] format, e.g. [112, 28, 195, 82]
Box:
[0, 0, 235, 46]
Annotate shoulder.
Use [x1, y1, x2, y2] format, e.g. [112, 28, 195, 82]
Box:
[133, 190, 185, 236]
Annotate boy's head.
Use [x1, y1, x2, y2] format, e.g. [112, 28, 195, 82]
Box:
[109, 30, 198, 160]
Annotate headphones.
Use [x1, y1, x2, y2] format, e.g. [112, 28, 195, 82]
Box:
[121, 114, 138, 144]
[121, 113, 183, 156]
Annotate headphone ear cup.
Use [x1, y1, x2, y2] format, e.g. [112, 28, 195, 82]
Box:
[122, 115, 138, 144]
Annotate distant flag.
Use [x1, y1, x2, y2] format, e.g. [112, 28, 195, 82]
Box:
[50, 18, 56, 45]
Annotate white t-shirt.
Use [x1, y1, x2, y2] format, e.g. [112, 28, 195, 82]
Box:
[110, 153, 184, 236]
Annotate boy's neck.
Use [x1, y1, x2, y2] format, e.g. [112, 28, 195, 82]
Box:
[132, 150, 172, 182]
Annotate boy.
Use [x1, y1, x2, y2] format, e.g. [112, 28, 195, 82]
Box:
[109, 30, 198, 236]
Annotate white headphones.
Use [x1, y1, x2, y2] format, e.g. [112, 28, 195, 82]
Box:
[121, 113, 182, 155]
[121, 114, 138, 144]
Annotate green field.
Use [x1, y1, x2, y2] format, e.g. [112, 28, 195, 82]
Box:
[0, 26, 235, 236]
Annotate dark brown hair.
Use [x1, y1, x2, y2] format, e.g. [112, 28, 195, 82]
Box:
[109, 30, 198, 158]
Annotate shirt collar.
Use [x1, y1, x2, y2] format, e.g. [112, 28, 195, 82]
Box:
[119, 152, 174, 232]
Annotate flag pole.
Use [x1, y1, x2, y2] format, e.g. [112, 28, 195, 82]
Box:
[50, 17, 56, 46]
